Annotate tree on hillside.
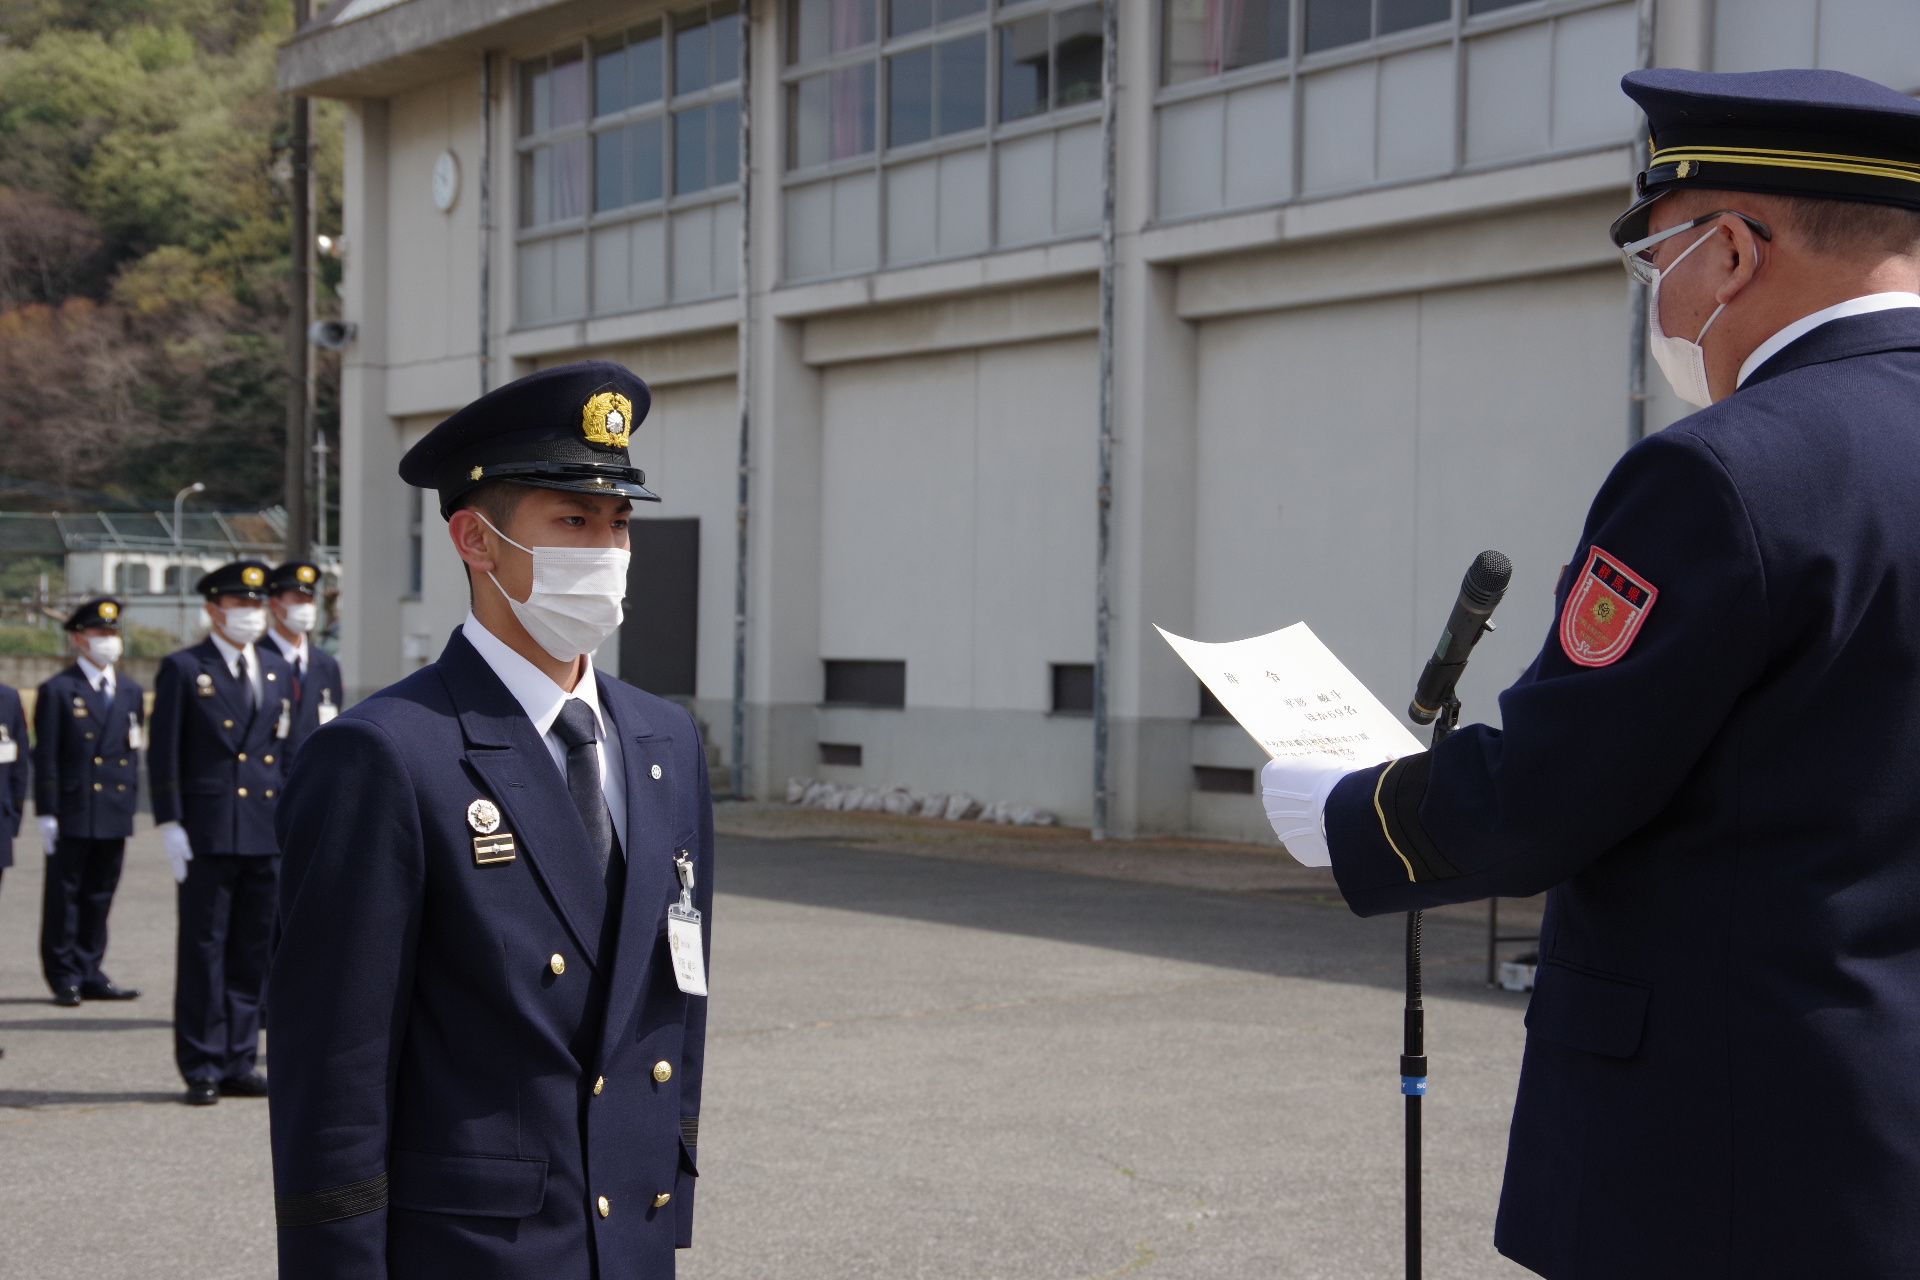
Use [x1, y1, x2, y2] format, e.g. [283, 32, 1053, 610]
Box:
[0, 0, 341, 514]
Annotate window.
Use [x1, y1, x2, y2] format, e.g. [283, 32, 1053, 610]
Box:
[113, 562, 151, 594]
[1304, 0, 1449, 53]
[406, 486, 423, 598]
[999, 2, 1103, 121]
[1050, 663, 1094, 714]
[823, 659, 907, 707]
[1198, 682, 1231, 720]
[164, 565, 189, 594]
[1193, 765, 1256, 794]
[1163, 0, 1289, 85]
[819, 741, 865, 765]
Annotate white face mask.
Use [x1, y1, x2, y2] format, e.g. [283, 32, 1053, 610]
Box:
[1646, 226, 1729, 409]
[279, 601, 319, 634]
[83, 634, 123, 667]
[475, 512, 630, 662]
[214, 605, 268, 647]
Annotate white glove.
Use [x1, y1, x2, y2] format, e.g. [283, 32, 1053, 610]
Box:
[1261, 757, 1365, 867]
[158, 821, 193, 884]
[38, 815, 57, 856]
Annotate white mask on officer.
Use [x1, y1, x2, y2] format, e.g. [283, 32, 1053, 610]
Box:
[280, 601, 319, 634]
[83, 634, 123, 667]
[474, 511, 629, 662]
[215, 605, 268, 647]
[1646, 225, 1729, 409]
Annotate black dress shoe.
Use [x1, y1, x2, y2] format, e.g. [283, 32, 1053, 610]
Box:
[79, 981, 141, 1001]
[218, 1071, 270, 1098]
[51, 986, 81, 1007]
[184, 1079, 220, 1106]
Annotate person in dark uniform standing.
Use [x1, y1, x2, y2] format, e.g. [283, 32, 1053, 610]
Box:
[0, 670, 28, 1016]
[1260, 70, 1920, 1279]
[34, 597, 143, 1006]
[269, 362, 711, 1280]
[264, 560, 345, 753]
[150, 560, 296, 1106]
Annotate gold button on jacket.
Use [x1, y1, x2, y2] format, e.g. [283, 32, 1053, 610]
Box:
[652, 1060, 673, 1083]
[549, 953, 566, 975]
[653, 1193, 672, 1208]
[597, 1196, 611, 1218]
[237, 751, 248, 761]
[593, 1076, 605, 1096]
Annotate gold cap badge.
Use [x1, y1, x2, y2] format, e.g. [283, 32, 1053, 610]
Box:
[242, 566, 265, 587]
[467, 799, 502, 834]
[99, 601, 118, 619]
[297, 565, 317, 584]
[470, 466, 484, 481]
[582, 392, 633, 449]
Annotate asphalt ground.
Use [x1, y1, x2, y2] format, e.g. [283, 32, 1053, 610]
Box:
[0, 813, 1538, 1280]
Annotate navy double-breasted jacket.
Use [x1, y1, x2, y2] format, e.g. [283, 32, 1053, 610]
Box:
[0, 682, 27, 867]
[268, 629, 712, 1280]
[33, 665, 143, 840]
[1324, 310, 1920, 1278]
[149, 639, 296, 856]
[279, 640, 345, 755]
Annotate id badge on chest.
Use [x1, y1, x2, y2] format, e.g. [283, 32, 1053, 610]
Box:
[667, 850, 708, 997]
[0, 727, 15, 764]
[127, 715, 144, 751]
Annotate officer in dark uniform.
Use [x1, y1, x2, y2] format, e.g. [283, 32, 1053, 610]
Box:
[269, 361, 711, 1279]
[1261, 70, 1920, 1279]
[264, 560, 345, 754]
[34, 597, 143, 1005]
[0, 670, 28, 932]
[150, 560, 296, 1106]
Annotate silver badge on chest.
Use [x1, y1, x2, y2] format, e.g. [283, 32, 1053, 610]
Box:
[467, 799, 502, 834]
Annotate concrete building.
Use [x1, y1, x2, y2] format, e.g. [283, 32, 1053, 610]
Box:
[280, 0, 1920, 839]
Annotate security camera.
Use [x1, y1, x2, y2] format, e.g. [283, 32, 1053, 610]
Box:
[308, 319, 358, 351]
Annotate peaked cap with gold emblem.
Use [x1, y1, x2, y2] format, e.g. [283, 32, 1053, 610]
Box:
[65, 596, 124, 631]
[1611, 68, 1920, 247]
[398, 360, 659, 518]
[195, 560, 272, 602]
[268, 559, 324, 597]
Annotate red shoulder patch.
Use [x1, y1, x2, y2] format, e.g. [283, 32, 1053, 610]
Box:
[1559, 546, 1658, 668]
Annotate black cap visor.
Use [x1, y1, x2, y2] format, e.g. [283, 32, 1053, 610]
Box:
[441, 459, 660, 518]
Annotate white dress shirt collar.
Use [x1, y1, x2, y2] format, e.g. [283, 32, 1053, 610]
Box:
[1737, 292, 1920, 388]
[269, 628, 308, 670]
[208, 628, 264, 704]
[76, 652, 114, 696]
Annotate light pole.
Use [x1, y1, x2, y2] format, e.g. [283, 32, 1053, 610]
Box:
[173, 482, 205, 638]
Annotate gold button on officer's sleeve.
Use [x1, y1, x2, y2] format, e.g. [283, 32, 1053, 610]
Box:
[593, 1076, 605, 1095]
[597, 1196, 611, 1218]
[237, 752, 247, 761]
[550, 953, 566, 975]
[237, 787, 248, 797]
[653, 1193, 672, 1208]
[652, 1061, 673, 1083]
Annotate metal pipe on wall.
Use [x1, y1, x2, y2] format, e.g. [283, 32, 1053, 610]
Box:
[1091, 0, 1118, 840]
[284, 0, 314, 561]
[729, 0, 755, 800]
[480, 52, 495, 395]
[1626, 0, 1656, 445]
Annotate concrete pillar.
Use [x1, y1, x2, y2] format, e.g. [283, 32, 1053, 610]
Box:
[1655, 0, 1715, 70]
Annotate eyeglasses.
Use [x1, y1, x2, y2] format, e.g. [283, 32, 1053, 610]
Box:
[1619, 210, 1772, 285]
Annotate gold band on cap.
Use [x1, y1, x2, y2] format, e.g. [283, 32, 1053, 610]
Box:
[1651, 142, 1920, 187]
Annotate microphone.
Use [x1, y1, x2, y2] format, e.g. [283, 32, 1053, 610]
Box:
[1409, 550, 1513, 725]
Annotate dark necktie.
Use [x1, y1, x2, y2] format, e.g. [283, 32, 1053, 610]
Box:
[551, 698, 615, 875]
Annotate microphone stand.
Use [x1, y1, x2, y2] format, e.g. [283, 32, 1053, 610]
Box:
[1403, 695, 1457, 1280]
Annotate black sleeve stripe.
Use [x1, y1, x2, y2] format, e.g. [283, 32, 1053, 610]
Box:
[1372, 753, 1460, 882]
[681, 1115, 699, 1148]
[275, 1173, 389, 1228]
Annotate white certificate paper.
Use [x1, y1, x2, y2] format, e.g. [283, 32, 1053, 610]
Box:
[1156, 622, 1424, 765]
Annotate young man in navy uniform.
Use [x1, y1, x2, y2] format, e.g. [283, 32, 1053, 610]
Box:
[269, 362, 712, 1280]
[34, 597, 143, 1006]
[1261, 70, 1920, 1279]
[264, 560, 345, 753]
[151, 560, 296, 1106]
[0, 669, 28, 999]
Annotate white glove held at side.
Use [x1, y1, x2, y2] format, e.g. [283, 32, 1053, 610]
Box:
[1261, 757, 1366, 868]
[38, 815, 58, 856]
[158, 821, 193, 884]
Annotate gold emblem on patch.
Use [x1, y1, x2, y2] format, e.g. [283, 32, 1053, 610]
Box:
[470, 466, 485, 481]
[1593, 598, 1615, 624]
[242, 566, 265, 588]
[1676, 160, 1694, 178]
[99, 601, 119, 620]
[467, 799, 502, 833]
[297, 565, 317, 584]
[582, 392, 633, 449]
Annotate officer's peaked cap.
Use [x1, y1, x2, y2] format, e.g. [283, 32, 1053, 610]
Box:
[196, 560, 271, 601]
[65, 597, 123, 631]
[1612, 68, 1920, 245]
[399, 361, 660, 519]
[269, 560, 324, 596]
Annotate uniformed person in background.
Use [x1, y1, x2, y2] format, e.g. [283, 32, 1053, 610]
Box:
[264, 560, 345, 753]
[150, 560, 296, 1106]
[268, 361, 712, 1279]
[0, 668, 29, 1034]
[34, 597, 143, 1006]
[1260, 70, 1920, 1279]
